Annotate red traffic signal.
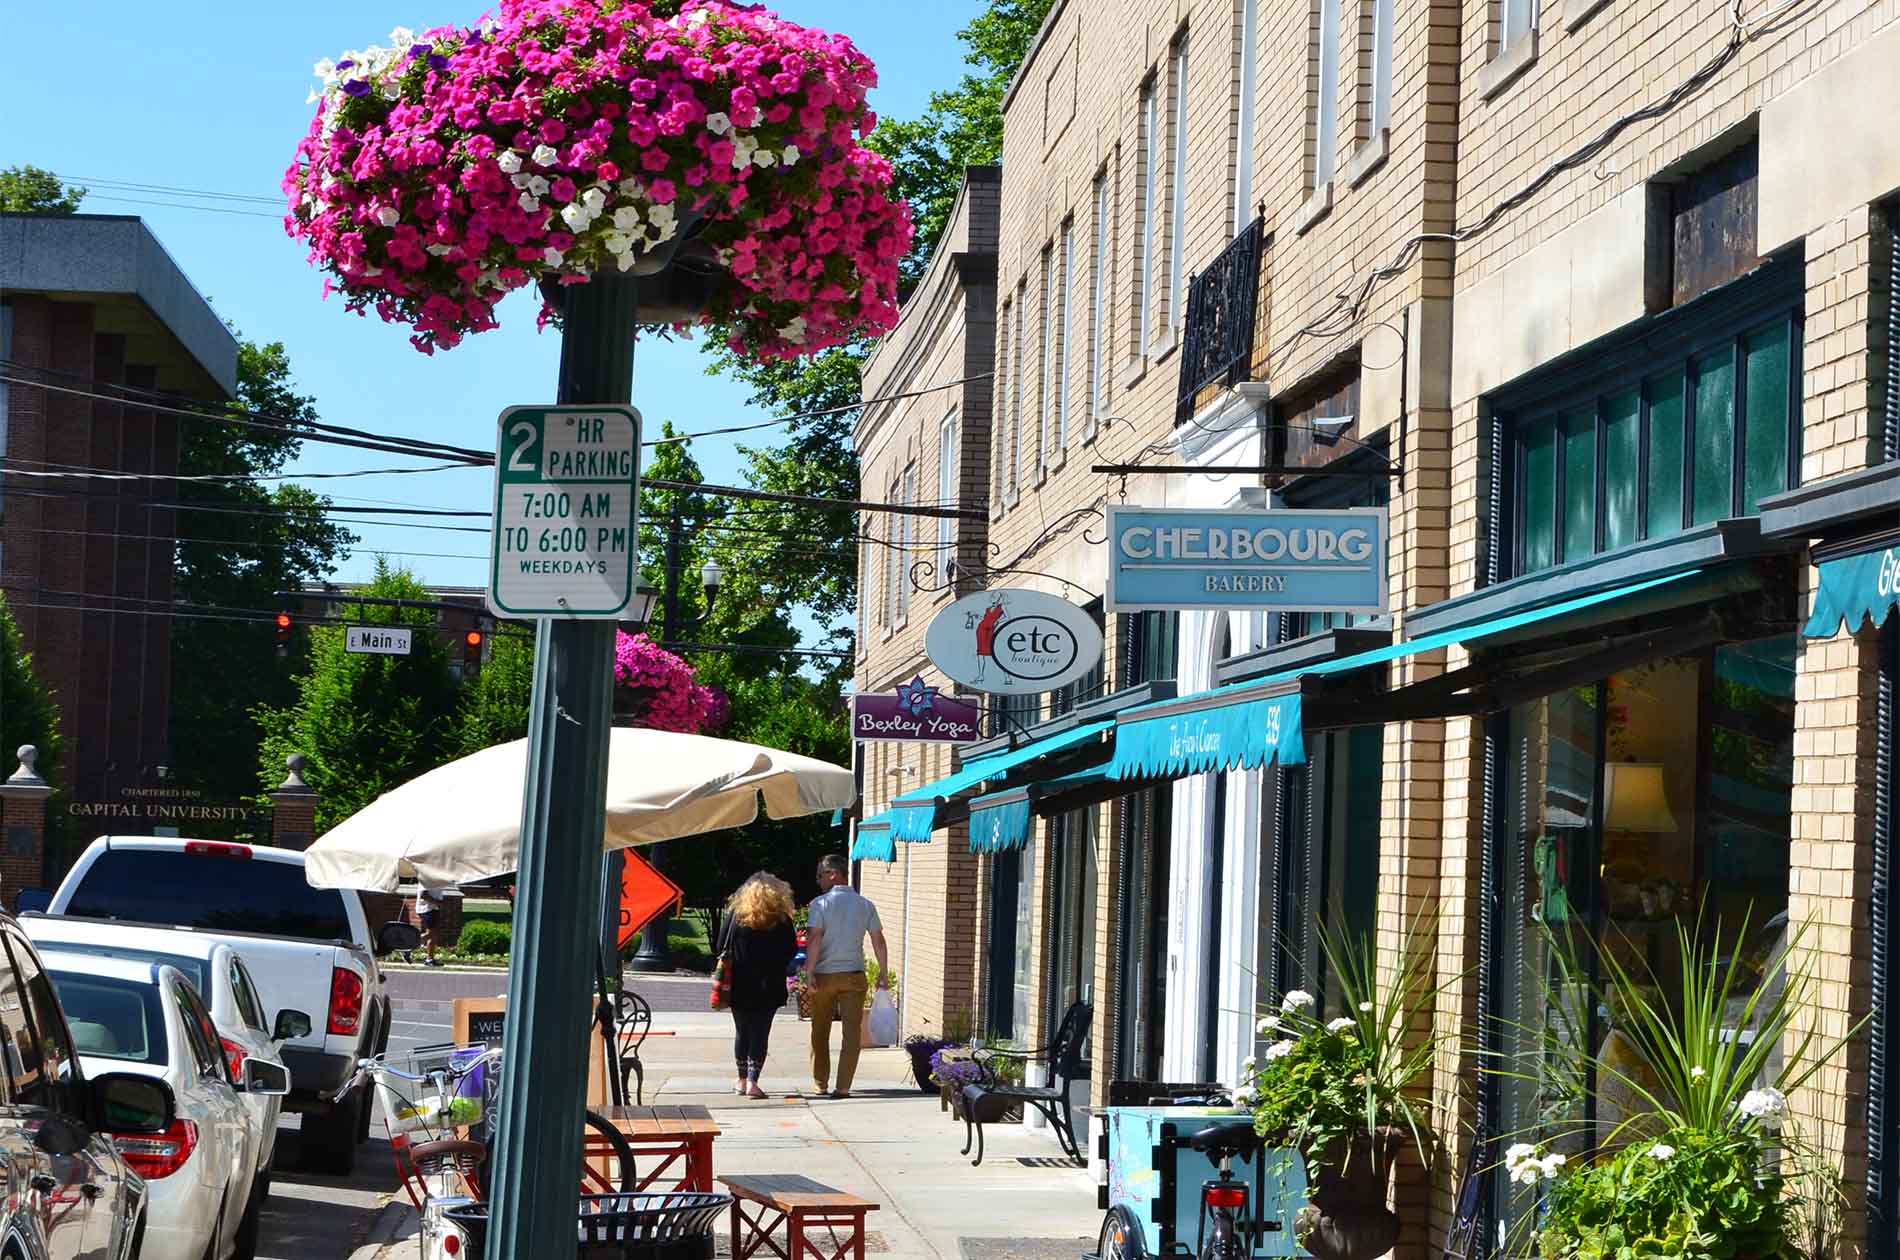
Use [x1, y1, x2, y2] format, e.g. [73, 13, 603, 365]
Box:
[274, 612, 292, 657]
[464, 630, 483, 647]
[462, 628, 484, 671]
[275, 613, 292, 631]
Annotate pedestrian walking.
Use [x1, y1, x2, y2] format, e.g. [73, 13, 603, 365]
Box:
[802, 854, 889, 1100]
[718, 872, 798, 1098]
[416, 887, 445, 967]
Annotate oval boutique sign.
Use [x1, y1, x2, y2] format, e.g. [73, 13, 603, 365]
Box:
[924, 590, 1104, 695]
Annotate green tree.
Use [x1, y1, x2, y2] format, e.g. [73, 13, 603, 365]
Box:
[696, 0, 1056, 647]
[253, 560, 461, 834]
[0, 166, 86, 214]
[171, 337, 355, 807]
[454, 630, 538, 754]
[0, 594, 60, 786]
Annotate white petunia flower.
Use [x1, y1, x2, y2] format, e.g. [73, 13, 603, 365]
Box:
[612, 207, 644, 232]
[512, 173, 533, 190]
[1647, 1144, 1676, 1160]
[559, 203, 592, 232]
[1737, 1087, 1788, 1123]
[517, 192, 541, 213]
[1264, 1040, 1295, 1061]
[388, 26, 416, 48]
[526, 175, 550, 197]
[1281, 990, 1316, 1013]
[781, 144, 800, 166]
[580, 187, 607, 213]
[530, 143, 560, 167]
[1256, 1015, 1281, 1034]
[375, 206, 401, 227]
[752, 149, 777, 168]
[426, 243, 453, 256]
[497, 150, 523, 174]
[704, 112, 732, 135]
[307, 90, 322, 105]
[617, 177, 646, 199]
[1326, 1017, 1356, 1033]
[542, 247, 566, 267]
[313, 58, 337, 80]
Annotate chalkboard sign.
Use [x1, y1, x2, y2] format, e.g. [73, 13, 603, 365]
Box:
[450, 995, 609, 1114]
[466, 1008, 506, 1048]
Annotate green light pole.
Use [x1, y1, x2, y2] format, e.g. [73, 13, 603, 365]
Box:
[487, 236, 720, 1253]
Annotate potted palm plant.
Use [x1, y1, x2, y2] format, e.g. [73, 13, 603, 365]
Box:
[1241, 914, 1449, 1260]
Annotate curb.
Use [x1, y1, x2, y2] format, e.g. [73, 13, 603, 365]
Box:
[348, 1199, 415, 1260]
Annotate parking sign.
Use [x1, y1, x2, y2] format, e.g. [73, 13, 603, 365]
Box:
[487, 405, 642, 619]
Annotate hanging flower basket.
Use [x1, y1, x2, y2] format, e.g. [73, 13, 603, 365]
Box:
[612, 632, 720, 734]
[285, 0, 911, 355]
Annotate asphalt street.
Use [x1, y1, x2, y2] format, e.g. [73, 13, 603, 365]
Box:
[252, 967, 713, 1258]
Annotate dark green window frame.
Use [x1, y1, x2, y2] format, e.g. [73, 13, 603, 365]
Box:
[1499, 261, 1802, 580]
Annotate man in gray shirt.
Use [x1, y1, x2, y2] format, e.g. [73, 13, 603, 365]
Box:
[802, 854, 889, 1099]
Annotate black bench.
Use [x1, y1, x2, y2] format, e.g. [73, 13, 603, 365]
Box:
[958, 999, 1091, 1166]
[615, 989, 653, 1104]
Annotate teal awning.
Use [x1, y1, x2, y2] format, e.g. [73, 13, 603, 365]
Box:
[1803, 544, 1899, 637]
[967, 789, 1033, 854]
[889, 720, 1113, 841]
[1111, 569, 1704, 780]
[850, 815, 894, 863]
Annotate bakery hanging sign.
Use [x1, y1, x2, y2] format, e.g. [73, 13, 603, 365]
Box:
[1105, 506, 1388, 614]
[924, 589, 1103, 695]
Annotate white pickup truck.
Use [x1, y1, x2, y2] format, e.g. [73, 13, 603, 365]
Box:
[44, 836, 410, 1174]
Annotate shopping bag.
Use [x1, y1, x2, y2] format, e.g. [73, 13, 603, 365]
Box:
[866, 988, 898, 1046]
[708, 953, 731, 1010]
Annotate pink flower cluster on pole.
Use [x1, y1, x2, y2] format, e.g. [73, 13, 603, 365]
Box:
[284, 2, 911, 355]
[613, 630, 724, 734]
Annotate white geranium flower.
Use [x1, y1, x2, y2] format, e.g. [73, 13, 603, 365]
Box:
[1240, 1057, 1255, 1072]
[1281, 989, 1316, 1013]
[1256, 1015, 1281, 1034]
[1737, 1087, 1788, 1123]
[781, 144, 800, 166]
[1503, 1142, 1537, 1166]
[530, 143, 560, 167]
[559, 203, 592, 232]
[1233, 1084, 1258, 1105]
[1539, 1153, 1567, 1178]
[375, 206, 401, 227]
[1358, 1001, 1374, 1013]
[497, 150, 523, 174]
[704, 111, 732, 135]
[1647, 1143, 1676, 1160]
[542, 247, 566, 267]
[1263, 1040, 1295, 1061]
[1326, 1017, 1356, 1033]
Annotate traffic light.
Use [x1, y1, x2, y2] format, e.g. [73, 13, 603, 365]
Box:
[274, 612, 292, 658]
[463, 628, 484, 673]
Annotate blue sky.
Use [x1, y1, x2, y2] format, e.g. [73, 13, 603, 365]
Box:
[2, 0, 974, 595]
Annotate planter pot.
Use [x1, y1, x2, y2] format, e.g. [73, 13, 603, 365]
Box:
[905, 1041, 951, 1095]
[1294, 1127, 1404, 1260]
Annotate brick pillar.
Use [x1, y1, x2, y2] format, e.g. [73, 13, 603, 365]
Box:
[0, 746, 52, 911]
[269, 753, 318, 851]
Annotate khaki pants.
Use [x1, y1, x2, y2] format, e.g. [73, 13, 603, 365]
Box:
[808, 971, 868, 1092]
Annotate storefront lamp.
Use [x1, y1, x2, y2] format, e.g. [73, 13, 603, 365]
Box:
[1604, 763, 1678, 833]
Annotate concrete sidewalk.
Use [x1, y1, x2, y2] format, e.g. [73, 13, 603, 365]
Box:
[356, 1006, 1100, 1260]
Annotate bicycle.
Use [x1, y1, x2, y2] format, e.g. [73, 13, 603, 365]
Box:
[338, 1043, 639, 1259]
[1184, 1119, 1268, 1260]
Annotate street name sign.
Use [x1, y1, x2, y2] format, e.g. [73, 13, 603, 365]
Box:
[488, 404, 641, 619]
[1105, 505, 1388, 614]
[344, 626, 413, 656]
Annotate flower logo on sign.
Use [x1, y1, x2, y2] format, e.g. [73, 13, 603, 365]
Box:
[895, 676, 938, 716]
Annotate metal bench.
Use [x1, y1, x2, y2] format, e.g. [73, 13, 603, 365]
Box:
[615, 988, 653, 1104]
[720, 1173, 879, 1260]
[958, 999, 1092, 1166]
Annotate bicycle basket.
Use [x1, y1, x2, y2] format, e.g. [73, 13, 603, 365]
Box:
[371, 1045, 492, 1143]
[444, 1192, 729, 1260]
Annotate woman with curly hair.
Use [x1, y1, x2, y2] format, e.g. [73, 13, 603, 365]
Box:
[720, 871, 798, 1098]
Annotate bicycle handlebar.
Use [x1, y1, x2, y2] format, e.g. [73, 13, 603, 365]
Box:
[329, 1044, 504, 1102]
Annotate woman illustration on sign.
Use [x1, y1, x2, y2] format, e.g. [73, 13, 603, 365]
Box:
[966, 593, 1008, 684]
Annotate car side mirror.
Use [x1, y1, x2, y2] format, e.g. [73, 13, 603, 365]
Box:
[377, 921, 421, 955]
[33, 1113, 91, 1157]
[13, 889, 51, 915]
[242, 1059, 291, 1097]
[92, 1073, 174, 1134]
[273, 1009, 313, 1042]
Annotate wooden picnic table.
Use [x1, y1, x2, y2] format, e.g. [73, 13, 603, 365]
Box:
[589, 1104, 722, 1192]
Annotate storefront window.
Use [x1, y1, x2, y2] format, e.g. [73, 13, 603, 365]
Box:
[1509, 310, 1799, 577]
[1281, 451, 1390, 639]
[1044, 808, 1098, 1048]
[1489, 636, 1795, 1228]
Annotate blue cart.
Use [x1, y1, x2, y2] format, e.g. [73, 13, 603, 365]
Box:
[1089, 1085, 1307, 1259]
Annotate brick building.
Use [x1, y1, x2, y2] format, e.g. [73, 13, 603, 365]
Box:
[852, 0, 1900, 1254]
[0, 213, 237, 812]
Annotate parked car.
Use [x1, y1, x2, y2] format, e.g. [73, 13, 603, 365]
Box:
[40, 948, 290, 1260]
[21, 915, 311, 1187]
[0, 916, 155, 1260]
[45, 837, 407, 1174]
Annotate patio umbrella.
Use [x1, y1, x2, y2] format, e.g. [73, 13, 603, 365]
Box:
[302, 726, 856, 892]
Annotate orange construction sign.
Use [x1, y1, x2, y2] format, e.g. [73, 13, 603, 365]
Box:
[617, 848, 684, 949]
